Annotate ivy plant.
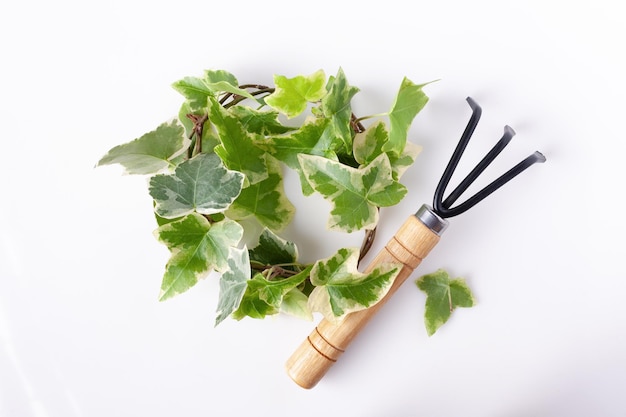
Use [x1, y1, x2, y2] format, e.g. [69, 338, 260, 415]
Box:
[97, 67, 474, 333]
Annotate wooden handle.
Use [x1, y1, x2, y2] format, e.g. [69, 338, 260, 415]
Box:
[285, 213, 442, 388]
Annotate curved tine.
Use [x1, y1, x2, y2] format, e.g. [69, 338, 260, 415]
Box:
[433, 97, 482, 213]
[441, 125, 516, 209]
[439, 151, 546, 218]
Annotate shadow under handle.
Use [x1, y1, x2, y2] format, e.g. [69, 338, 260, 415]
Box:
[285, 205, 448, 389]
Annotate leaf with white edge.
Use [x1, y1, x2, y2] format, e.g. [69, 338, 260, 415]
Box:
[215, 247, 251, 326]
[298, 153, 407, 232]
[257, 117, 336, 195]
[353, 121, 422, 180]
[232, 266, 312, 320]
[172, 70, 254, 110]
[248, 228, 298, 268]
[149, 153, 244, 219]
[155, 214, 243, 301]
[225, 156, 295, 231]
[97, 120, 188, 175]
[308, 247, 398, 321]
[319, 68, 360, 152]
[265, 70, 327, 118]
[383, 78, 430, 156]
[229, 106, 295, 136]
[416, 269, 475, 336]
[209, 98, 268, 185]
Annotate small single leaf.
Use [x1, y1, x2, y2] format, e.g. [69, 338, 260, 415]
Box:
[96, 120, 188, 175]
[149, 153, 244, 219]
[308, 247, 398, 320]
[203, 69, 255, 100]
[155, 214, 243, 301]
[298, 153, 407, 232]
[248, 228, 298, 268]
[172, 70, 254, 110]
[209, 98, 268, 185]
[383, 78, 430, 156]
[232, 266, 312, 320]
[215, 247, 251, 326]
[257, 117, 336, 196]
[319, 68, 360, 152]
[228, 106, 295, 136]
[225, 156, 295, 231]
[416, 269, 475, 336]
[265, 70, 327, 118]
[281, 288, 313, 320]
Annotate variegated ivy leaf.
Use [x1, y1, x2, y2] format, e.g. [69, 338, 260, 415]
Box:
[172, 69, 255, 110]
[382, 77, 430, 156]
[265, 70, 327, 118]
[353, 121, 422, 180]
[319, 67, 360, 152]
[308, 247, 399, 321]
[215, 247, 251, 326]
[248, 228, 298, 268]
[155, 214, 243, 301]
[209, 98, 268, 186]
[280, 288, 313, 321]
[416, 269, 475, 336]
[149, 153, 244, 219]
[256, 117, 337, 195]
[225, 156, 295, 232]
[96, 120, 188, 175]
[232, 266, 312, 320]
[298, 153, 407, 232]
[228, 106, 295, 136]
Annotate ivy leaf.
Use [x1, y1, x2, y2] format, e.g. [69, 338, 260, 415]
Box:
[281, 288, 313, 320]
[232, 266, 312, 320]
[308, 247, 399, 320]
[149, 153, 244, 219]
[215, 247, 251, 326]
[172, 69, 254, 110]
[256, 117, 336, 195]
[265, 70, 327, 118]
[319, 68, 360, 152]
[228, 106, 295, 136]
[155, 214, 243, 301]
[416, 269, 475, 336]
[353, 121, 422, 180]
[209, 98, 268, 185]
[225, 156, 295, 232]
[298, 153, 407, 232]
[382, 78, 430, 156]
[248, 228, 298, 267]
[96, 120, 188, 175]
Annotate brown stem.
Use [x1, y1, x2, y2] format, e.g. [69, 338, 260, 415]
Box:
[185, 113, 209, 157]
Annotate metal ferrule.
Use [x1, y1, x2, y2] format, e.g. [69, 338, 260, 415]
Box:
[415, 204, 449, 236]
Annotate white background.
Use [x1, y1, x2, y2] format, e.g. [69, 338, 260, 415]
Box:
[1, 1, 625, 416]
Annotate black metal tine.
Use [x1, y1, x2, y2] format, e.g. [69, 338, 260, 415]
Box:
[433, 97, 482, 214]
[438, 151, 546, 218]
[441, 125, 516, 209]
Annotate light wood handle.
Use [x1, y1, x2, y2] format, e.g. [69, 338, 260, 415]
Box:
[285, 213, 442, 389]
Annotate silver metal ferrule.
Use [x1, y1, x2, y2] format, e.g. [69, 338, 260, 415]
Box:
[415, 204, 449, 236]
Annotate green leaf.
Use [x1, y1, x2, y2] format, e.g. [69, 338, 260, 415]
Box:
[232, 266, 312, 320]
[96, 120, 188, 175]
[256, 117, 336, 195]
[248, 228, 298, 267]
[155, 214, 244, 301]
[149, 153, 244, 219]
[416, 269, 475, 336]
[209, 98, 268, 185]
[319, 68, 360, 152]
[308, 247, 399, 320]
[383, 78, 430, 156]
[265, 70, 327, 118]
[172, 69, 254, 110]
[225, 156, 295, 231]
[281, 288, 313, 320]
[228, 106, 295, 136]
[215, 247, 251, 326]
[298, 153, 407, 232]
